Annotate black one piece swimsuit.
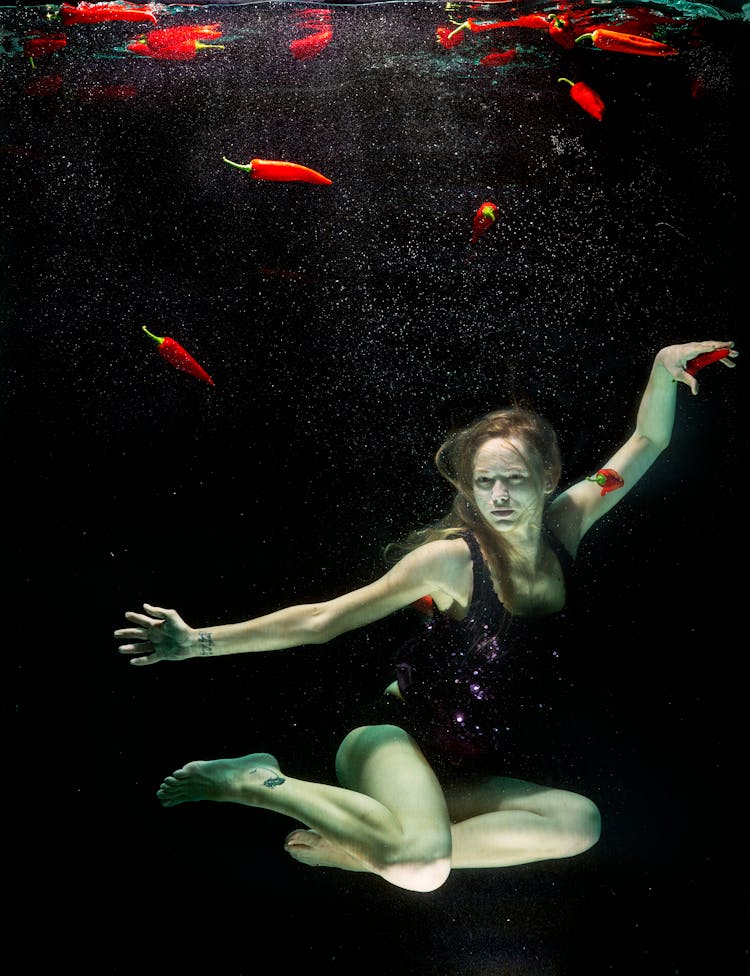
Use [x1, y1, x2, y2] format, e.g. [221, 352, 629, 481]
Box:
[363, 528, 575, 773]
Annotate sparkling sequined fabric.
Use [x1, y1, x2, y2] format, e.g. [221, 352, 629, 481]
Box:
[395, 531, 573, 761]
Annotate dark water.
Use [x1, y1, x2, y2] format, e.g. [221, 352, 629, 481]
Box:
[3, 1, 748, 972]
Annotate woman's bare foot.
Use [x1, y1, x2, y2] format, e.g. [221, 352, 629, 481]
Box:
[157, 752, 283, 807]
[284, 829, 368, 873]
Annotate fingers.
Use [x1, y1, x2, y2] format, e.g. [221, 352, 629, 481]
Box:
[129, 654, 159, 667]
[117, 641, 153, 654]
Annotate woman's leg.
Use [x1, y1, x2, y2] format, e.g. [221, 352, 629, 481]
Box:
[443, 775, 601, 868]
[156, 725, 453, 891]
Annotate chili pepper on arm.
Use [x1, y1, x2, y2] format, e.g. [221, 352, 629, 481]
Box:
[142, 326, 215, 386]
[586, 468, 624, 496]
[222, 157, 332, 185]
[547, 341, 738, 550]
[575, 28, 678, 56]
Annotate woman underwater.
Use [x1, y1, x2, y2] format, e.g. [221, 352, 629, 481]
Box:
[116, 339, 737, 893]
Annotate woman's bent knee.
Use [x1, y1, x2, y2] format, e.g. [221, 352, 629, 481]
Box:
[564, 795, 601, 856]
[380, 855, 451, 893]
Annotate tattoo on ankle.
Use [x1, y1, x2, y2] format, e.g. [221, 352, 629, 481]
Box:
[263, 775, 285, 789]
[198, 632, 215, 656]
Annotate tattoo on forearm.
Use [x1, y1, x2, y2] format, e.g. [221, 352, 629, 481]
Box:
[198, 632, 215, 656]
[263, 775, 285, 789]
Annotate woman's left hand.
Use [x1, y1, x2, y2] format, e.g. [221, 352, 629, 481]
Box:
[656, 340, 737, 395]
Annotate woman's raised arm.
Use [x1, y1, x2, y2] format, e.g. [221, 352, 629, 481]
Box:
[548, 340, 737, 552]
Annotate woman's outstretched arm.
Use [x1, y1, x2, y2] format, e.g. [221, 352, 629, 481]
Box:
[548, 340, 737, 552]
[115, 537, 470, 666]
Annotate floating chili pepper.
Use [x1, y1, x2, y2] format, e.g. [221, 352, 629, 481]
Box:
[222, 156, 332, 186]
[575, 28, 678, 56]
[436, 25, 465, 49]
[290, 28, 333, 60]
[142, 326, 215, 386]
[76, 82, 138, 100]
[138, 23, 223, 48]
[685, 348, 730, 376]
[471, 201, 499, 243]
[23, 33, 67, 66]
[558, 77, 605, 121]
[480, 49, 516, 67]
[127, 36, 224, 60]
[464, 14, 549, 32]
[128, 24, 223, 60]
[59, 2, 157, 26]
[411, 595, 434, 615]
[548, 14, 575, 49]
[587, 468, 624, 496]
[24, 73, 64, 97]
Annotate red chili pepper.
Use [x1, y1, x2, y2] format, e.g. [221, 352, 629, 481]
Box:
[142, 326, 215, 386]
[222, 156, 332, 185]
[290, 28, 333, 60]
[436, 25, 465, 49]
[23, 34, 67, 63]
[465, 14, 549, 31]
[471, 201, 499, 243]
[685, 348, 730, 376]
[575, 28, 678, 56]
[127, 37, 224, 60]
[127, 24, 223, 60]
[411, 595, 434, 615]
[586, 468, 624, 496]
[139, 24, 223, 48]
[76, 82, 139, 100]
[558, 77, 605, 121]
[24, 73, 64, 97]
[548, 14, 576, 49]
[59, 2, 157, 26]
[479, 49, 516, 67]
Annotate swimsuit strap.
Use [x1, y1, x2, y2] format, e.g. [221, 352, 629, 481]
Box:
[450, 530, 501, 611]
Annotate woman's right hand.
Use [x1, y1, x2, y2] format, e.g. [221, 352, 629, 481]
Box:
[115, 603, 196, 666]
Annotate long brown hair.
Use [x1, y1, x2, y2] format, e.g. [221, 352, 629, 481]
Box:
[385, 407, 562, 611]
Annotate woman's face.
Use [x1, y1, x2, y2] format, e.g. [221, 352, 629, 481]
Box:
[472, 436, 546, 533]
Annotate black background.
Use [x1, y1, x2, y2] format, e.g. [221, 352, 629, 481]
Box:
[4, 2, 748, 972]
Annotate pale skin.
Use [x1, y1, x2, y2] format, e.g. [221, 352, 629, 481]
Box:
[116, 340, 737, 892]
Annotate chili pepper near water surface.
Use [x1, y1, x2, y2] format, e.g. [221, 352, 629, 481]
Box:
[222, 157, 332, 185]
[587, 469, 624, 496]
[59, 3, 158, 26]
[436, 24, 465, 49]
[575, 28, 679, 56]
[480, 49, 516, 67]
[558, 77, 605, 120]
[142, 326, 215, 386]
[128, 24, 224, 60]
[24, 34, 67, 64]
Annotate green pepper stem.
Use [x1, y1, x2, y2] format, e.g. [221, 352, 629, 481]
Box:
[574, 32, 593, 44]
[222, 156, 253, 173]
[447, 19, 470, 39]
[142, 325, 165, 345]
[557, 77, 574, 86]
[195, 42, 225, 50]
